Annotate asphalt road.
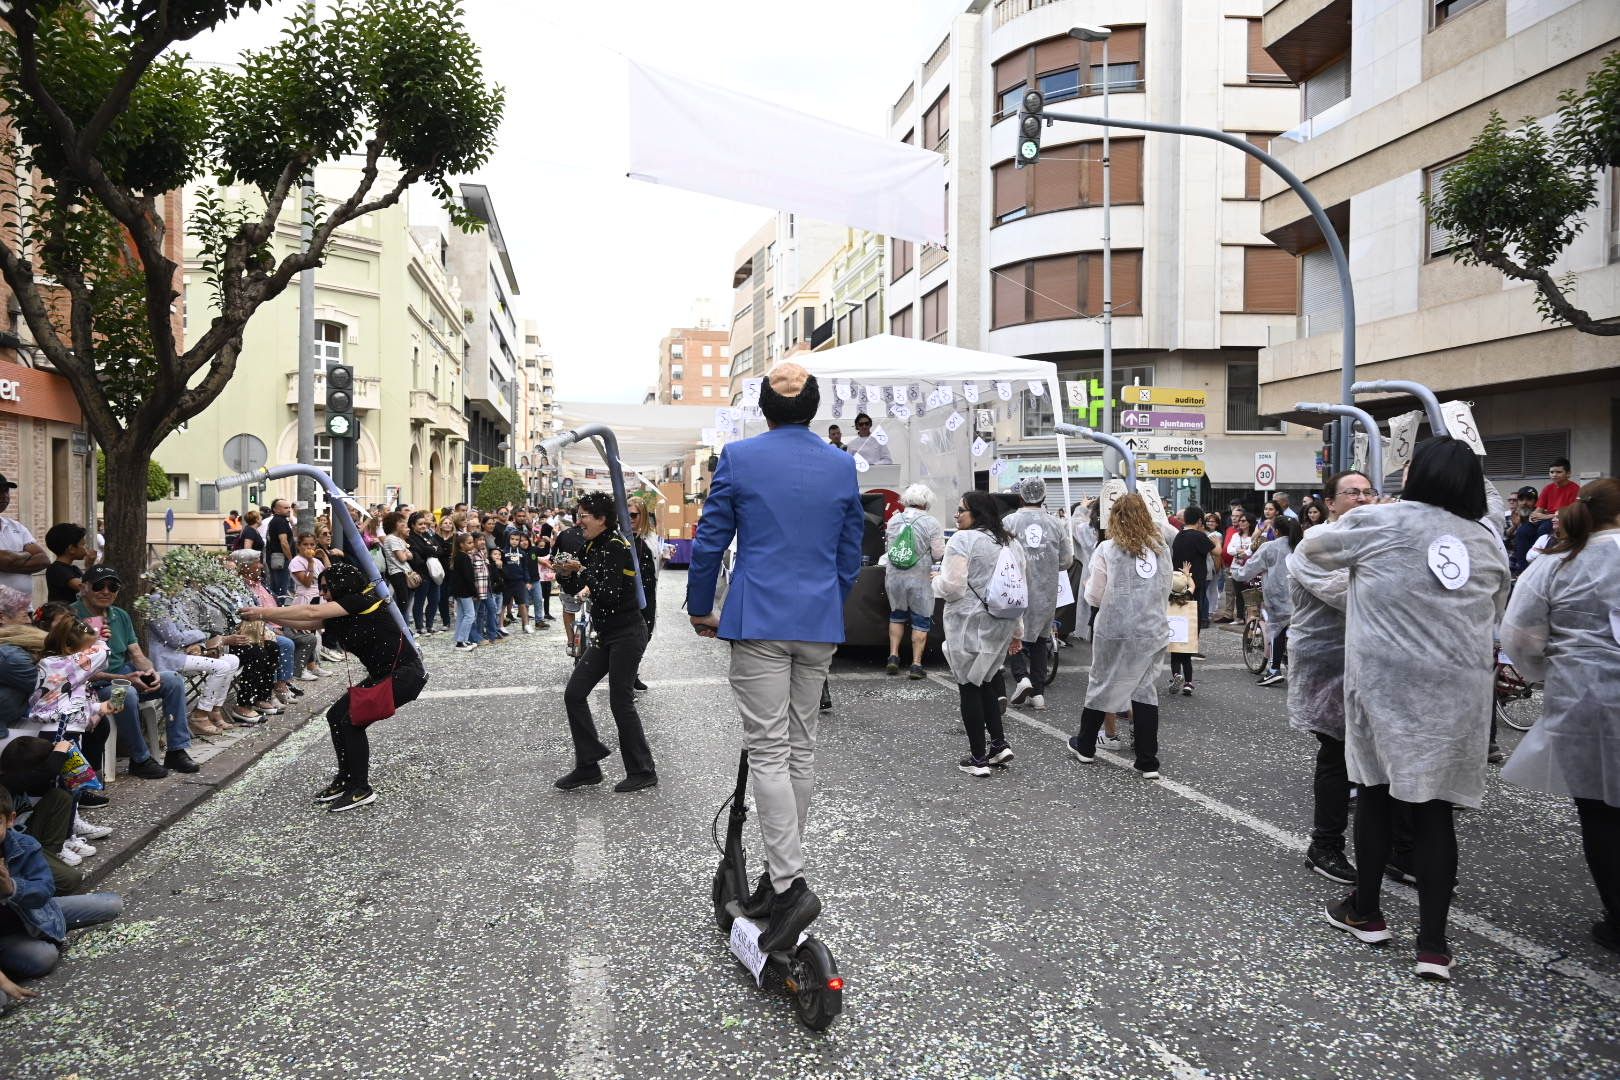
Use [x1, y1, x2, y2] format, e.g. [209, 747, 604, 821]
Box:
[3, 570, 1616, 1079]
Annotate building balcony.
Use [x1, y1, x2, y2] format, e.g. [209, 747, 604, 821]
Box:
[433, 400, 467, 438]
[410, 389, 437, 426]
[920, 242, 949, 276]
[991, 0, 1065, 31]
[285, 370, 381, 411]
[1261, 0, 1350, 86]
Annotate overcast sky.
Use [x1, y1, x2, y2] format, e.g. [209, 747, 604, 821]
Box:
[183, 0, 967, 403]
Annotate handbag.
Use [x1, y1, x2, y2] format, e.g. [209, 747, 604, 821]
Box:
[56, 721, 103, 792]
[426, 556, 445, 584]
[404, 568, 423, 590]
[346, 639, 429, 728]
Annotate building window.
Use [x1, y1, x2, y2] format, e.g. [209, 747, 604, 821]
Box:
[720, 364, 731, 377]
[720, 345, 730, 356]
[992, 138, 1144, 225]
[1481, 430, 1570, 479]
[671, 343, 684, 359]
[1302, 53, 1351, 121]
[702, 364, 713, 377]
[1243, 134, 1276, 199]
[991, 250, 1144, 328]
[1243, 247, 1300, 313]
[836, 310, 852, 347]
[1433, 0, 1487, 28]
[702, 345, 713, 356]
[197, 483, 218, 514]
[1426, 159, 1465, 259]
[891, 236, 914, 280]
[890, 305, 913, 338]
[701, 385, 713, 398]
[1022, 391, 1056, 438]
[671, 364, 683, 380]
[671, 385, 684, 401]
[315, 321, 343, 373]
[166, 474, 189, 500]
[766, 331, 777, 359]
[923, 89, 950, 150]
[922, 283, 949, 342]
[1245, 20, 1290, 84]
[312, 434, 334, 465]
[864, 293, 881, 338]
[992, 28, 1145, 124]
[1226, 361, 1281, 432]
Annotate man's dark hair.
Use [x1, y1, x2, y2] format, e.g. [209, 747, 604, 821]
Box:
[44, 522, 87, 556]
[1403, 437, 1486, 521]
[0, 734, 54, 782]
[576, 490, 617, 523]
[1324, 471, 1372, 499]
[1552, 456, 1571, 471]
[1181, 504, 1204, 526]
[1276, 514, 1305, 549]
[828, 424, 841, 434]
[854, 412, 872, 425]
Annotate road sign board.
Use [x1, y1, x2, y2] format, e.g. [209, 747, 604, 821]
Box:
[1137, 461, 1206, 478]
[1121, 434, 1206, 456]
[1254, 451, 1277, 491]
[1119, 385, 1207, 408]
[1119, 410, 1205, 432]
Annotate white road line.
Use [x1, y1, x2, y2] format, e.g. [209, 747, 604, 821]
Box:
[1145, 1038, 1217, 1080]
[565, 816, 612, 1079]
[924, 672, 1620, 1003]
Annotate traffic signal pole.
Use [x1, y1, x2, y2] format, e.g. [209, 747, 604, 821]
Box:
[1293, 401, 1384, 493]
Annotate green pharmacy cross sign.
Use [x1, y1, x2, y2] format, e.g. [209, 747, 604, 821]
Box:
[1069, 378, 1110, 428]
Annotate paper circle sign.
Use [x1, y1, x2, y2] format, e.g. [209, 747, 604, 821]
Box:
[853, 453, 870, 473]
[1427, 535, 1470, 590]
[1135, 550, 1158, 580]
[1023, 523, 1044, 549]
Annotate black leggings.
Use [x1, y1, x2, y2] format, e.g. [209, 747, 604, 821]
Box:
[957, 671, 1007, 760]
[1354, 785, 1457, 954]
[1273, 628, 1289, 669]
[1170, 653, 1193, 683]
[1077, 702, 1160, 773]
[325, 661, 428, 791]
[1575, 798, 1620, 929]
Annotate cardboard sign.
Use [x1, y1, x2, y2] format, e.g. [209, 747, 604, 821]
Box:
[1440, 400, 1486, 456]
[1386, 411, 1422, 475]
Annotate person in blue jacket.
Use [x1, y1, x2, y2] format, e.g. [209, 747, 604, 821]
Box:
[686, 361, 864, 953]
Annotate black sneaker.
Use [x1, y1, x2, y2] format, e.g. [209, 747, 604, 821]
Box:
[986, 742, 1014, 767]
[908, 664, 925, 680]
[1385, 861, 1418, 887]
[327, 786, 376, 813]
[78, 791, 111, 808]
[554, 765, 605, 790]
[1306, 845, 1357, 885]
[1257, 670, 1285, 687]
[958, 755, 991, 777]
[614, 772, 658, 793]
[759, 878, 821, 954]
[739, 872, 773, 920]
[128, 756, 169, 780]
[885, 654, 901, 675]
[633, 678, 649, 692]
[285, 684, 305, 698]
[164, 749, 200, 774]
[819, 685, 833, 712]
[1324, 896, 1392, 944]
[1486, 742, 1504, 765]
[1067, 734, 1095, 764]
[313, 778, 349, 804]
[1181, 682, 1194, 696]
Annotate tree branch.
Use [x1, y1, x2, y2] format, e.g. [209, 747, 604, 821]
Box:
[171, 337, 244, 435]
[76, 34, 173, 157]
[1472, 241, 1620, 336]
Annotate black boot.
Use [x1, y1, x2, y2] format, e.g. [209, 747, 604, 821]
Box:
[759, 877, 821, 954]
[738, 872, 773, 920]
[553, 764, 604, 790]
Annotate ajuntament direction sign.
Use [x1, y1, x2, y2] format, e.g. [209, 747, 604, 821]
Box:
[1120, 386, 1207, 408]
[1119, 410, 1205, 431]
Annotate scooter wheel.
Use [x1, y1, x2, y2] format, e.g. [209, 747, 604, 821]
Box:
[789, 939, 843, 1032]
[711, 858, 737, 934]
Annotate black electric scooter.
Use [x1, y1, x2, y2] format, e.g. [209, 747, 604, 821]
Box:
[710, 749, 844, 1031]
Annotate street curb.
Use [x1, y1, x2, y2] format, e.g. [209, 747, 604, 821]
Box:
[77, 686, 342, 890]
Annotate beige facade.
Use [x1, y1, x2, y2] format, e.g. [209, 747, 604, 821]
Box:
[657, 327, 732, 405]
[1259, 0, 1620, 483]
[727, 214, 848, 400]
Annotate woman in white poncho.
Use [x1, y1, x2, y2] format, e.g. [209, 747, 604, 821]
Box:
[1297, 438, 1511, 983]
[1498, 477, 1620, 954]
[932, 490, 1025, 778]
[1231, 515, 1302, 686]
[1066, 492, 1171, 780]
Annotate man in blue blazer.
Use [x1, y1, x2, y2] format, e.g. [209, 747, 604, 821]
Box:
[688, 361, 864, 952]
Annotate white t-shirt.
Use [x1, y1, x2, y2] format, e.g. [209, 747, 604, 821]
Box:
[289, 554, 325, 605]
[0, 515, 40, 597]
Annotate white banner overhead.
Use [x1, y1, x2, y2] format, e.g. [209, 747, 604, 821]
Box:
[626, 62, 947, 246]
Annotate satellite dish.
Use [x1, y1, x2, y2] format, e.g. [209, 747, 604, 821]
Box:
[223, 433, 268, 474]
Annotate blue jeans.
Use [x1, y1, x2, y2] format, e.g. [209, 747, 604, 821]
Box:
[267, 565, 293, 604]
[455, 597, 482, 644]
[529, 581, 550, 619]
[412, 578, 441, 631]
[99, 669, 190, 763]
[274, 634, 295, 683]
[0, 892, 124, 979]
[478, 594, 502, 640]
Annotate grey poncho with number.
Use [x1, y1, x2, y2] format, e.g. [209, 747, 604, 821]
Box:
[932, 528, 1025, 686]
[1499, 530, 1620, 807]
[883, 508, 945, 618]
[1286, 525, 1350, 739]
[1230, 537, 1294, 633]
[1003, 507, 1073, 641]
[1083, 538, 1171, 713]
[1294, 502, 1510, 808]
[1069, 518, 1099, 642]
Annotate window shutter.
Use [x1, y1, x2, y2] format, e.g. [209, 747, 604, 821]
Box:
[1033, 36, 1080, 76]
[995, 54, 1027, 94]
[1031, 255, 1080, 320]
[1247, 21, 1288, 82]
[992, 264, 1028, 328]
[1033, 152, 1083, 214]
[993, 161, 1027, 219]
[1243, 248, 1299, 313]
[1110, 138, 1144, 204]
[1300, 246, 1342, 332]
[1244, 134, 1272, 199]
[1108, 26, 1144, 65]
[890, 305, 913, 338]
[1521, 431, 1571, 475]
[1303, 54, 1350, 119]
[1427, 160, 1462, 257]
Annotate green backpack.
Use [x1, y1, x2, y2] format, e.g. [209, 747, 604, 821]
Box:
[887, 519, 921, 570]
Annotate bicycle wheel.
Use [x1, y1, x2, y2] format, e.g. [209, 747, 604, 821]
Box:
[1495, 685, 1544, 732]
[1242, 619, 1267, 674]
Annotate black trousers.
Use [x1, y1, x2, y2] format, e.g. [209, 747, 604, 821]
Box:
[1575, 798, 1620, 929]
[231, 642, 279, 704]
[27, 788, 82, 894]
[564, 618, 655, 776]
[1008, 636, 1052, 694]
[1077, 702, 1160, 772]
[325, 660, 427, 790]
[1170, 653, 1194, 683]
[957, 672, 1008, 759]
[1312, 733, 1352, 851]
[1354, 784, 1457, 954]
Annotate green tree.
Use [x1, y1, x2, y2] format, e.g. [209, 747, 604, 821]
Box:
[473, 466, 524, 511]
[1422, 51, 1619, 336]
[0, 0, 504, 595]
[96, 450, 171, 502]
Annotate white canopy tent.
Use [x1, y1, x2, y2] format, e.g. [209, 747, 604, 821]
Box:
[548, 401, 708, 493]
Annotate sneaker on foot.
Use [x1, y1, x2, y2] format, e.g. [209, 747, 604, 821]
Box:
[1414, 952, 1454, 981]
[1137, 766, 1162, 780]
[908, 664, 925, 680]
[820, 685, 833, 712]
[1306, 845, 1357, 886]
[986, 742, 1015, 767]
[1486, 742, 1505, 765]
[739, 872, 774, 920]
[1167, 673, 1184, 695]
[327, 786, 376, 813]
[1067, 734, 1095, 764]
[73, 816, 112, 841]
[759, 878, 821, 954]
[455, 641, 479, 651]
[1181, 683, 1194, 696]
[1257, 670, 1286, 687]
[313, 778, 349, 804]
[63, 836, 96, 857]
[56, 845, 83, 867]
[554, 765, 605, 790]
[614, 772, 658, 793]
[1010, 677, 1034, 705]
[1028, 693, 1047, 711]
[1324, 897, 1393, 944]
[298, 670, 321, 682]
[633, 678, 649, 692]
[1096, 734, 1132, 751]
[957, 755, 991, 777]
[78, 791, 111, 808]
[885, 654, 901, 675]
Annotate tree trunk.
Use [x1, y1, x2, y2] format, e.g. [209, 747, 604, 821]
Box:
[101, 450, 153, 610]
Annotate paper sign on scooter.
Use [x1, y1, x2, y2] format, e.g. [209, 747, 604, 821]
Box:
[728, 915, 807, 987]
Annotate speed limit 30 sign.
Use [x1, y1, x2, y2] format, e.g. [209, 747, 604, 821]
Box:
[1254, 451, 1277, 491]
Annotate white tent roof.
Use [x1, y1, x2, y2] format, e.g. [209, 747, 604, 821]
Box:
[795, 335, 1059, 385]
[549, 401, 708, 474]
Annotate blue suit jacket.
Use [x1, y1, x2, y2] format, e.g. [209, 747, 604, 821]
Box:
[687, 425, 865, 643]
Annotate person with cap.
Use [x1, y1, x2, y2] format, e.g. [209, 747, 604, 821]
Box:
[73, 566, 197, 779]
[0, 475, 49, 601]
[1003, 477, 1072, 710]
[844, 412, 893, 466]
[1508, 485, 1549, 578]
[239, 562, 427, 813]
[688, 361, 865, 955]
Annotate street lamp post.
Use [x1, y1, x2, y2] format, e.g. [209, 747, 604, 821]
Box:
[1070, 26, 1112, 435]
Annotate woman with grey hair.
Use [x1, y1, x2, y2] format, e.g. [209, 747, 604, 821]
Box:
[883, 483, 945, 678]
[0, 585, 45, 738]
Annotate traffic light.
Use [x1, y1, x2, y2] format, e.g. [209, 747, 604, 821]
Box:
[1016, 89, 1045, 169]
[1321, 419, 1339, 479]
[325, 363, 356, 439]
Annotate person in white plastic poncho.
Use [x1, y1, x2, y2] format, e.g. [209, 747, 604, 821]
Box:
[932, 490, 1026, 777]
[882, 484, 946, 680]
[1003, 477, 1073, 711]
[1498, 476, 1620, 955]
[1066, 492, 1171, 780]
[1230, 515, 1303, 687]
[1297, 437, 1511, 983]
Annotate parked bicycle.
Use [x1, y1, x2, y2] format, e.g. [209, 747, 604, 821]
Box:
[1494, 645, 1543, 732]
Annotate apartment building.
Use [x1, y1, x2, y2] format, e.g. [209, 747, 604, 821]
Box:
[517, 319, 557, 502]
[1258, 0, 1619, 484]
[727, 213, 848, 397]
[448, 183, 521, 502]
[657, 326, 732, 405]
[887, 0, 1321, 503]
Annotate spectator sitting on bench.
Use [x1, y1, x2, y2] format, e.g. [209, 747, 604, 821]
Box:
[0, 585, 44, 741]
[1, 735, 109, 895]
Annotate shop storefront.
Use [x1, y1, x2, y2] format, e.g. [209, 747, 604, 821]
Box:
[0, 360, 95, 545]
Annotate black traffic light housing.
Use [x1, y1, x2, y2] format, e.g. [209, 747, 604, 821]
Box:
[1321, 419, 1339, 480]
[1015, 89, 1045, 169]
[325, 363, 357, 439]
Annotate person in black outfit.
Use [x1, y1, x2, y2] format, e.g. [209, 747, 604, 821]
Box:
[42, 524, 93, 605]
[1169, 505, 1216, 630]
[239, 563, 427, 813]
[552, 491, 657, 793]
[405, 512, 442, 634]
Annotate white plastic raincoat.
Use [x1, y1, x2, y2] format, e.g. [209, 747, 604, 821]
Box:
[1295, 502, 1511, 808]
[933, 528, 1026, 686]
[1499, 530, 1620, 807]
[1003, 507, 1073, 641]
[1286, 527, 1350, 739]
[1230, 536, 1294, 638]
[883, 508, 945, 619]
[1070, 517, 1099, 643]
[1083, 538, 1171, 712]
